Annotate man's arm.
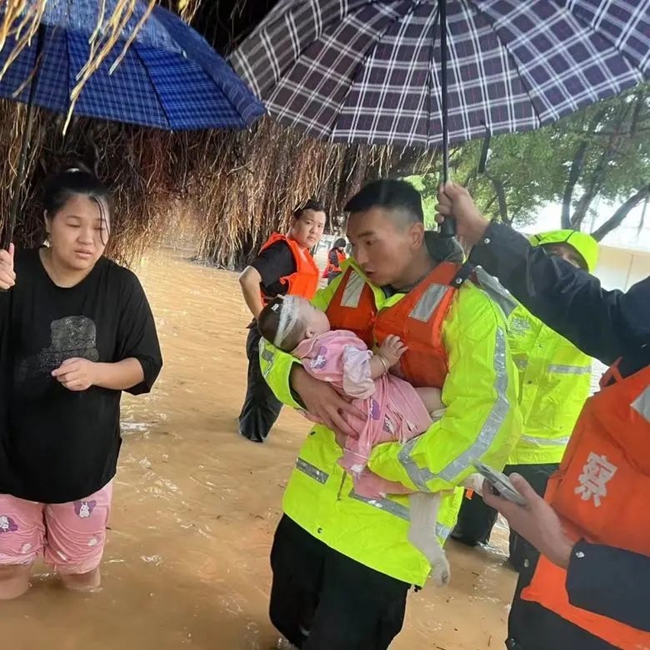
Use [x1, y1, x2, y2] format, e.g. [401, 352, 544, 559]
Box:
[368, 284, 523, 493]
[483, 475, 650, 631]
[470, 223, 648, 365]
[436, 183, 650, 365]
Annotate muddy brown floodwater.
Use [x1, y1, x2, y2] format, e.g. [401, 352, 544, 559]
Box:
[2, 249, 517, 650]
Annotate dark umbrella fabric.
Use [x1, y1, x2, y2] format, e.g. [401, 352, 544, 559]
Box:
[230, 0, 649, 148]
[0, 1, 265, 131]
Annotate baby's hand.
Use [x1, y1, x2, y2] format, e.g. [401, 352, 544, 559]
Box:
[378, 335, 407, 367]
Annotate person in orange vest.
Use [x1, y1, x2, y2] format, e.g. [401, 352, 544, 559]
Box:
[436, 183, 649, 650]
[237, 200, 326, 443]
[323, 237, 347, 284]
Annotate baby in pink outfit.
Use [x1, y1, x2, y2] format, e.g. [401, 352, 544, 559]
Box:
[258, 295, 458, 585]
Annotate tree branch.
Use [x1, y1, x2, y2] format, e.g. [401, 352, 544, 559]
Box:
[590, 183, 650, 241]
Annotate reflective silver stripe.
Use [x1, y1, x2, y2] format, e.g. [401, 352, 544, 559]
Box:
[260, 345, 275, 378]
[632, 386, 650, 422]
[474, 267, 517, 318]
[520, 435, 570, 447]
[547, 365, 591, 375]
[348, 491, 451, 538]
[409, 284, 450, 322]
[398, 327, 511, 488]
[295, 458, 329, 484]
[341, 271, 365, 308]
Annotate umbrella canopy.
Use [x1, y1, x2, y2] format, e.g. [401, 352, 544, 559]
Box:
[0, 1, 265, 131]
[230, 0, 650, 148]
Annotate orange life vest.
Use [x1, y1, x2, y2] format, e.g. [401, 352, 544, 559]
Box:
[325, 262, 464, 388]
[521, 363, 650, 649]
[322, 249, 347, 278]
[259, 233, 320, 302]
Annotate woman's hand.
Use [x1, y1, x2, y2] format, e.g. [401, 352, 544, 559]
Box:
[0, 244, 16, 291]
[291, 366, 366, 438]
[52, 358, 99, 391]
[482, 473, 574, 569]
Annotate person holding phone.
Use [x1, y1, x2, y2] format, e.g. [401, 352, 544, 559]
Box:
[436, 183, 649, 650]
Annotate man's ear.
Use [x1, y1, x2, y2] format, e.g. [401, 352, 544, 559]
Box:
[410, 222, 425, 248]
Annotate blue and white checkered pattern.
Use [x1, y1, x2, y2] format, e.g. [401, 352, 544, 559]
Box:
[0, 2, 265, 131]
[230, 0, 650, 147]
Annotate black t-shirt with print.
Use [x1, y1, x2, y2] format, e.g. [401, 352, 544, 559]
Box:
[0, 248, 162, 504]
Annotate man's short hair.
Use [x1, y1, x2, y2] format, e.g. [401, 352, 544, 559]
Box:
[344, 179, 424, 224]
[293, 199, 326, 219]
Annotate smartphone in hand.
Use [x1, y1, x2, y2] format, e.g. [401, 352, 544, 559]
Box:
[473, 461, 528, 507]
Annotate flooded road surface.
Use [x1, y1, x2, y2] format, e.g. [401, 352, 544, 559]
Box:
[2, 249, 517, 650]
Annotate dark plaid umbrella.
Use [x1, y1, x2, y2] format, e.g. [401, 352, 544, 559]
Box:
[231, 0, 649, 149]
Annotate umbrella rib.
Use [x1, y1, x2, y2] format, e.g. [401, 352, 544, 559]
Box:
[426, 4, 438, 149]
[468, 0, 544, 129]
[565, 3, 648, 77]
[130, 42, 173, 130]
[328, 5, 416, 142]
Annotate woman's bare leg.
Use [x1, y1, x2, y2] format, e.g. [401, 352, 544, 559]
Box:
[0, 564, 31, 600]
[60, 566, 101, 592]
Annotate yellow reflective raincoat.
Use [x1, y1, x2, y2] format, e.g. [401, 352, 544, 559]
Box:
[260, 260, 522, 587]
[507, 230, 599, 466]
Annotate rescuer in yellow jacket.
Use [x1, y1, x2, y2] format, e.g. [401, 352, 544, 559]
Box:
[452, 229, 599, 572]
[258, 179, 522, 650]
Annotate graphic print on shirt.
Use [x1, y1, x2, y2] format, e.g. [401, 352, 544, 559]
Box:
[17, 316, 100, 383]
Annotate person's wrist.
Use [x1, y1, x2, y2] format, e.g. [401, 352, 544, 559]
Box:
[465, 217, 491, 246]
[377, 353, 391, 374]
[90, 361, 104, 387]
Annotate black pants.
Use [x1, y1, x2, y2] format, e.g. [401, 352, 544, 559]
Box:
[238, 326, 283, 442]
[451, 463, 559, 572]
[270, 516, 410, 650]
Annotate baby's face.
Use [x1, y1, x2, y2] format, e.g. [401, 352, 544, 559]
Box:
[297, 298, 330, 339]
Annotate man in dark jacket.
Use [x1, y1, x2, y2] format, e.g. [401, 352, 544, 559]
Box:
[436, 182, 649, 650]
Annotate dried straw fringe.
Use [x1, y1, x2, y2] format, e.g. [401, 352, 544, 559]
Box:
[0, 0, 156, 133]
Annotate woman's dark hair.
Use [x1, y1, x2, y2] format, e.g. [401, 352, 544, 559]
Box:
[292, 199, 327, 220]
[333, 238, 347, 249]
[43, 166, 113, 243]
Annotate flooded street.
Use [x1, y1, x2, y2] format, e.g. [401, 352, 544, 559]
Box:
[2, 249, 517, 650]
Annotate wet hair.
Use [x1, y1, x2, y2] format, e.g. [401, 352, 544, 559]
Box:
[344, 179, 424, 225]
[257, 296, 306, 352]
[43, 165, 113, 244]
[292, 199, 327, 220]
[333, 238, 347, 249]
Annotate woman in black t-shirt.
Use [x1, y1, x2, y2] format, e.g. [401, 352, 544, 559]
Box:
[0, 168, 162, 599]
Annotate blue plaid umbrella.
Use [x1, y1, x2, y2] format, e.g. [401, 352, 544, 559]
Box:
[1, 2, 265, 130]
[231, 0, 649, 148]
[0, 0, 265, 247]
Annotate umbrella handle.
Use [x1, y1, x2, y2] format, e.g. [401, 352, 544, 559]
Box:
[3, 24, 45, 251]
[438, 0, 455, 238]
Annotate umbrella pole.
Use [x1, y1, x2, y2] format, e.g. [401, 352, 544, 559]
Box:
[4, 24, 46, 251]
[438, 0, 455, 237]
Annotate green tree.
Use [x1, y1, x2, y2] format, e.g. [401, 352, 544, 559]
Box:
[411, 84, 650, 239]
